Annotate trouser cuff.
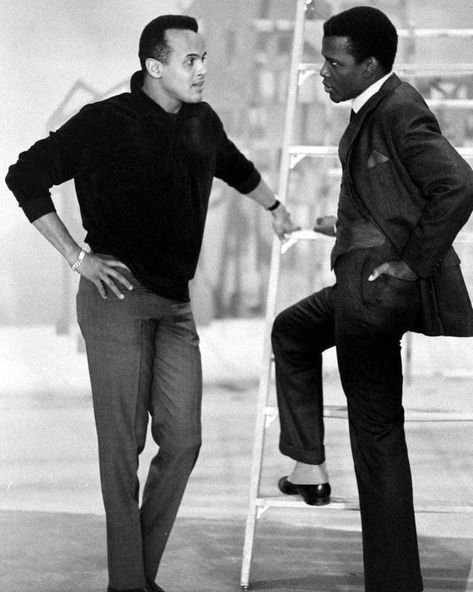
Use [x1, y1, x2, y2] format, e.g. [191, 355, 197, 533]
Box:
[279, 442, 325, 465]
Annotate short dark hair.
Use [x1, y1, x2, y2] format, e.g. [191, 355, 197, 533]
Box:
[323, 6, 397, 72]
[138, 14, 198, 71]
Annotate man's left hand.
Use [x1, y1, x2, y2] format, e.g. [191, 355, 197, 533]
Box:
[368, 260, 417, 282]
[270, 203, 300, 242]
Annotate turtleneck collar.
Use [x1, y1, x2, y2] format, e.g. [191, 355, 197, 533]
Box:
[130, 70, 144, 93]
[130, 70, 187, 119]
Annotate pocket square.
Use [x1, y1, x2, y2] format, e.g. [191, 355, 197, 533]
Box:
[368, 150, 390, 168]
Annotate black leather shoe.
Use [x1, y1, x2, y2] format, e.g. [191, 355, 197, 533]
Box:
[278, 476, 331, 506]
[146, 581, 166, 592]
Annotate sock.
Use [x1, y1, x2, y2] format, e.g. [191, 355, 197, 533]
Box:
[288, 461, 329, 484]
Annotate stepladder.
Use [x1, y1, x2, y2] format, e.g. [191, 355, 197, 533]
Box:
[239, 2, 359, 589]
[240, 0, 473, 589]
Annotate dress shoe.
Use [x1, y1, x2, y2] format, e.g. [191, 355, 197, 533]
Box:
[146, 581, 166, 592]
[278, 476, 331, 506]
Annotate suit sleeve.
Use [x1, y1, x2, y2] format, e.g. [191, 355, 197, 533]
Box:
[5, 104, 106, 222]
[393, 99, 473, 277]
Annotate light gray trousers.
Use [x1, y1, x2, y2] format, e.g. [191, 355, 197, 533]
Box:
[77, 271, 202, 590]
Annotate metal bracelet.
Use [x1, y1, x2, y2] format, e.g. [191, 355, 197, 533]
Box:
[71, 249, 86, 272]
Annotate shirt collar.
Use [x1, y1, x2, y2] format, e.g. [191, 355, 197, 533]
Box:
[352, 72, 393, 113]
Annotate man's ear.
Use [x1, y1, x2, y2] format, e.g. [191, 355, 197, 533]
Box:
[145, 57, 163, 79]
[364, 56, 380, 79]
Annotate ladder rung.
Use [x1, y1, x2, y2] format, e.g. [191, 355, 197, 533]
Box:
[399, 69, 473, 78]
[279, 229, 330, 253]
[264, 404, 348, 419]
[398, 28, 473, 38]
[255, 495, 359, 511]
[253, 18, 318, 33]
[415, 501, 473, 513]
[263, 406, 276, 417]
[289, 145, 473, 159]
[280, 230, 473, 250]
[299, 62, 473, 76]
[405, 410, 473, 422]
[289, 145, 338, 158]
[263, 404, 473, 422]
[253, 496, 473, 513]
[401, 72, 473, 79]
[279, 228, 473, 254]
[254, 21, 473, 38]
[427, 99, 473, 108]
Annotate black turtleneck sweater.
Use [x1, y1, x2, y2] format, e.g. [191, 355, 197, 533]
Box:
[6, 71, 261, 301]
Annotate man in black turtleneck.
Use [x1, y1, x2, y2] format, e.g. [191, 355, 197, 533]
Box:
[5, 15, 298, 592]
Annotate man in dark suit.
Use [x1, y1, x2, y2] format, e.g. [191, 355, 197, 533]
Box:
[272, 6, 473, 591]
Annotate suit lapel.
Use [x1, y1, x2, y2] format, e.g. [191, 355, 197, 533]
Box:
[339, 74, 402, 166]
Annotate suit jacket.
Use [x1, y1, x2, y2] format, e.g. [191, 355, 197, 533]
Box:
[339, 74, 473, 336]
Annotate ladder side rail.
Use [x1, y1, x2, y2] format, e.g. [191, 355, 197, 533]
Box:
[274, 0, 307, 205]
[240, 0, 308, 588]
[239, 240, 280, 591]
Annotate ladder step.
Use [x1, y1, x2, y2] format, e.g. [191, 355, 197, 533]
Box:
[253, 18, 320, 33]
[280, 229, 473, 254]
[290, 145, 473, 159]
[282, 228, 473, 246]
[255, 495, 359, 511]
[299, 62, 473, 76]
[263, 404, 348, 419]
[427, 99, 473, 109]
[289, 145, 339, 157]
[279, 229, 331, 253]
[398, 28, 473, 38]
[263, 405, 473, 422]
[254, 20, 473, 38]
[253, 496, 473, 514]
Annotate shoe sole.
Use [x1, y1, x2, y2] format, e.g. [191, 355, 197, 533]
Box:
[303, 495, 331, 506]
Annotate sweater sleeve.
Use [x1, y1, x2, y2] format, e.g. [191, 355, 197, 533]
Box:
[213, 115, 261, 194]
[5, 103, 105, 222]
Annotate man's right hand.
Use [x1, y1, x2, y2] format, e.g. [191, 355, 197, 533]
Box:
[270, 203, 301, 242]
[313, 215, 337, 237]
[31, 212, 133, 300]
[74, 251, 134, 300]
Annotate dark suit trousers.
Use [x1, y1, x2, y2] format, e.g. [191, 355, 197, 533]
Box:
[272, 243, 424, 592]
[77, 271, 202, 590]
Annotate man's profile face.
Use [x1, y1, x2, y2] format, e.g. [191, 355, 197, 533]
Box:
[320, 36, 371, 103]
[158, 28, 207, 112]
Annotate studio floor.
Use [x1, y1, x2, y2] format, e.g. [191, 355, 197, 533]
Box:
[1, 320, 473, 591]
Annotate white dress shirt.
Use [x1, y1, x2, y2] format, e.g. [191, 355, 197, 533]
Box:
[352, 71, 393, 113]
